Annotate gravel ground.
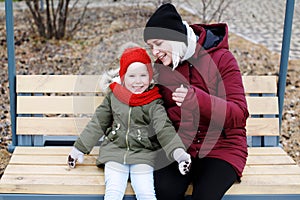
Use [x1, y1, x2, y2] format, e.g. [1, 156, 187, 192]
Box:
[0, 1, 299, 177]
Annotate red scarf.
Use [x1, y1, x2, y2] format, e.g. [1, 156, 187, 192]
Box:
[109, 82, 162, 106]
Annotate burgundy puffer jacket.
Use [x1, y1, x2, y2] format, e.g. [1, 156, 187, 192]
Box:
[154, 23, 249, 177]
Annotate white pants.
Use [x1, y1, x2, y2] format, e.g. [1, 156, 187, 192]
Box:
[104, 161, 156, 200]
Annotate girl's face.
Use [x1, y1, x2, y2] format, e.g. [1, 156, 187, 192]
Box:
[124, 62, 150, 94]
[146, 39, 172, 66]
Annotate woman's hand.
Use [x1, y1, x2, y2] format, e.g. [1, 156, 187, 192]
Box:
[172, 84, 188, 107]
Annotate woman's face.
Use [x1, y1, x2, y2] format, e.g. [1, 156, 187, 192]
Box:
[124, 62, 150, 94]
[146, 39, 172, 66]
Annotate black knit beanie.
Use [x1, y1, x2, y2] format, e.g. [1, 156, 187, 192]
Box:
[144, 3, 187, 44]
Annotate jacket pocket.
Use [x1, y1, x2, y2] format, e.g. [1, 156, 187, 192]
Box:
[105, 123, 121, 142]
[131, 128, 153, 150]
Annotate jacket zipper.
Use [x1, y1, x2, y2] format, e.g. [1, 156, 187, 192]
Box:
[123, 107, 132, 164]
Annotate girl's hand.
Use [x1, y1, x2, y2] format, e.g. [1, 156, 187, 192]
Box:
[172, 84, 188, 107]
[173, 148, 192, 175]
[68, 147, 84, 168]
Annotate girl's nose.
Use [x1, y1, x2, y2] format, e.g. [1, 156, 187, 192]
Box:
[134, 77, 142, 83]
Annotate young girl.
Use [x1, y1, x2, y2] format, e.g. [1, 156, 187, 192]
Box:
[68, 47, 191, 200]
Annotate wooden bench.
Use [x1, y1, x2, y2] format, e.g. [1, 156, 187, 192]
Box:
[0, 75, 300, 200]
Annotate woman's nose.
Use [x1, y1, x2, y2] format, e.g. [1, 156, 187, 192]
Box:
[152, 48, 160, 57]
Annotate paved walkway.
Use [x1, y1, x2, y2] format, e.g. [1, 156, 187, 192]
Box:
[2, 0, 300, 60]
[221, 0, 300, 60]
[181, 0, 300, 60]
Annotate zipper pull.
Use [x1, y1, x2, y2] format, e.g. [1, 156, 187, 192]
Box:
[137, 129, 142, 141]
[116, 123, 121, 130]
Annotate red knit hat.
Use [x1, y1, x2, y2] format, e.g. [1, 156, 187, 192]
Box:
[119, 47, 153, 82]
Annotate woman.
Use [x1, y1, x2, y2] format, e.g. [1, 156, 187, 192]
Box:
[143, 3, 249, 200]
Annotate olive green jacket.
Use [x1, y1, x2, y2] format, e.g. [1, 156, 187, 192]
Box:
[74, 90, 185, 167]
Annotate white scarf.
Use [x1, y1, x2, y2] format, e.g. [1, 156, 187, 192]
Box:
[171, 21, 197, 71]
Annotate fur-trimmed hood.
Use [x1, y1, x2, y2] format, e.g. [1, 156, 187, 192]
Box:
[99, 68, 121, 93]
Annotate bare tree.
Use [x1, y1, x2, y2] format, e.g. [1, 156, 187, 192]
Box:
[142, 0, 230, 23]
[185, 0, 232, 23]
[25, 0, 89, 40]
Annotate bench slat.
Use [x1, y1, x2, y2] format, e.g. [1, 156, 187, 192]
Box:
[16, 75, 277, 94]
[12, 146, 99, 155]
[246, 96, 278, 115]
[0, 184, 110, 195]
[9, 154, 97, 165]
[11, 152, 295, 166]
[4, 175, 300, 192]
[17, 96, 104, 114]
[16, 117, 279, 136]
[4, 164, 300, 177]
[242, 76, 277, 94]
[1, 174, 105, 185]
[17, 117, 90, 136]
[247, 147, 288, 155]
[227, 185, 300, 195]
[246, 118, 279, 136]
[240, 174, 300, 185]
[4, 165, 103, 175]
[1, 183, 300, 196]
[16, 75, 103, 93]
[9, 147, 297, 166]
[16, 96, 278, 115]
[246, 155, 295, 165]
[11, 147, 286, 156]
[243, 165, 300, 175]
